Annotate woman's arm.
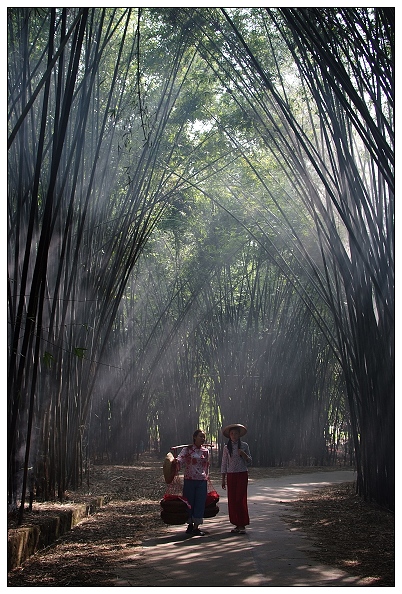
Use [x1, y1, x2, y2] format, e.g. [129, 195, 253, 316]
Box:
[239, 443, 252, 465]
[221, 446, 228, 488]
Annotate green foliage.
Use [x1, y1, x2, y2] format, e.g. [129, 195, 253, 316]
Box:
[73, 347, 87, 359]
[43, 351, 55, 369]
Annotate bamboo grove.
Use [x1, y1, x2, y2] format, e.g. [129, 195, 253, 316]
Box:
[7, 8, 394, 519]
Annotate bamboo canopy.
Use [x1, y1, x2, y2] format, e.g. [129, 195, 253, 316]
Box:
[7, 8, 393, 517]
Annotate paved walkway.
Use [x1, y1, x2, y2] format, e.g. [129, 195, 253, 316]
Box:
[114, 470, 367, 587]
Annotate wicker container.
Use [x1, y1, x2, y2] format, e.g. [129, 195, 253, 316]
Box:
[204, 503, 219, 518]
[160, 510, 189, 525]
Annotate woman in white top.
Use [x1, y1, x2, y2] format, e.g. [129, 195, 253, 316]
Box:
[221, 423, 251, 534]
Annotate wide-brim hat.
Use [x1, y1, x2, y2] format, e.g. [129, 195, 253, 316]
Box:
[222, 423, 247, 438]
[163, 452, 176, 484]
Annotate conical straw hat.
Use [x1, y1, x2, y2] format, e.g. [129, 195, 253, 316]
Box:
[222, 423, 247, 438]
[163, 452, 176, 484]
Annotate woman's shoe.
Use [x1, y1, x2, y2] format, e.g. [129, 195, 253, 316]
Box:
[231, 527, 246, 534]
[192, 528, 206, 536]
[185, 523, 194, 534]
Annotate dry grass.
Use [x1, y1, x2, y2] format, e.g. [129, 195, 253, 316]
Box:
[282, 482, 394, 587]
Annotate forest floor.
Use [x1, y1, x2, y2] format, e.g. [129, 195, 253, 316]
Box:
[7, 453, 394, 587]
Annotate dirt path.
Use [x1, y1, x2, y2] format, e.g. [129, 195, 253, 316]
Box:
[114, 470, 366, 587]
[7, 457, 394, 586]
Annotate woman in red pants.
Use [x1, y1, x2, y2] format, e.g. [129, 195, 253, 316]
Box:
[221, 423, 252, 534]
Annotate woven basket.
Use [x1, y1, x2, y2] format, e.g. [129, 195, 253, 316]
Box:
[204, 503, 219, 518]
[161, 509, 189, 525]
[160, 498, 189, 513]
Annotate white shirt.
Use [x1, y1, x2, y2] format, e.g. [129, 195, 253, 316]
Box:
[221, 440, 251, 474]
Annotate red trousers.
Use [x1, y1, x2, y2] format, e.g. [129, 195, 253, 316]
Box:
[227, 471, 250, 527]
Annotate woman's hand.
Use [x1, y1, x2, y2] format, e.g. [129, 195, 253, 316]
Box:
[239, 449, 248, 461]
[221, 474, 226, 490]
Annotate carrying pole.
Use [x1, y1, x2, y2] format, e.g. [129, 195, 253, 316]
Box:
[171, 444, 214, 450]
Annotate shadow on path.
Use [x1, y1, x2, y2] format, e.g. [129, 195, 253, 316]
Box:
[114, 470, 368, 587]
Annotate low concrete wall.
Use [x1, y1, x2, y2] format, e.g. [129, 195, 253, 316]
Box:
[8, 497, 104, 571]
